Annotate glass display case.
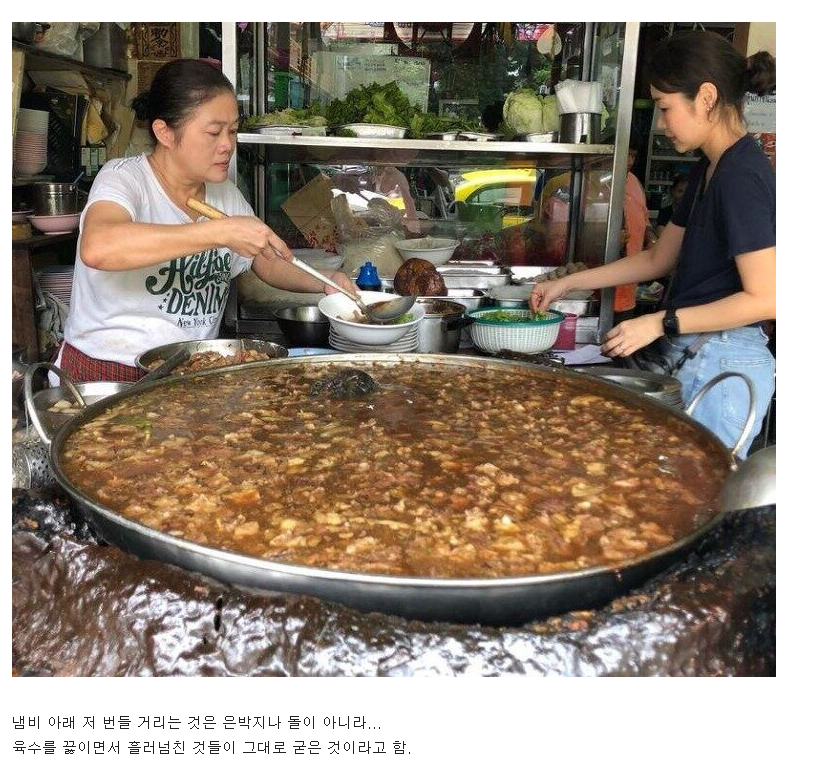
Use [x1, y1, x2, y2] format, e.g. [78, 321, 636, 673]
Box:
[221, 22, 639, 341]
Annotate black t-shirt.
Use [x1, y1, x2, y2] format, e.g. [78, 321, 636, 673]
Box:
[667, 135, 775, 309]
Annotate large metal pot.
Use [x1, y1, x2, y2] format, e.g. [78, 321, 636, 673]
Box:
[47, 354, 754, 626]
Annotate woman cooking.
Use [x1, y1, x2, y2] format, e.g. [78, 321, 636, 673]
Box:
[58, 58, 356, 382]
[530, 32, 776, 459]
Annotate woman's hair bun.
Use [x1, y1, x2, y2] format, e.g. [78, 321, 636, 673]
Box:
[746, 51, 775, 96]
[130, 93, 151, 121]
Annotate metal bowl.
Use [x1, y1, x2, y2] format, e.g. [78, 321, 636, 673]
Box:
[274, 305, 330, 348]
[31, 381, 133, 438]
[136, 338, 288, 374]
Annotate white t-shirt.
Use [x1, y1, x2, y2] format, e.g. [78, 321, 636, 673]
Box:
[62, 154, 254, 366]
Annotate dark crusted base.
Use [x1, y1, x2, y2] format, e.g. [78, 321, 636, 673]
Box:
[11, 487, 775, 676]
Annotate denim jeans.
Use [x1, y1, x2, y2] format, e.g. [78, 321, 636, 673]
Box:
[659, 326, 775, 459]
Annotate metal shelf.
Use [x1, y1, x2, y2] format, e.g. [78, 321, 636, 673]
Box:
[13, 41, 130, 82]
[238, 133, 615, 168]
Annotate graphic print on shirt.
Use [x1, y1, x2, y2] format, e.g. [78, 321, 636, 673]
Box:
[145, 248, 233, 329]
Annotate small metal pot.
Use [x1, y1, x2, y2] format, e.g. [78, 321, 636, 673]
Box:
[25, 183, 88, 217]
[415, 299, 468, 353]
[274, 305, 330, 348]
[12, 23, 37, 44]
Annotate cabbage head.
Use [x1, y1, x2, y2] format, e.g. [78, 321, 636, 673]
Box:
[503, 89, 560, 135]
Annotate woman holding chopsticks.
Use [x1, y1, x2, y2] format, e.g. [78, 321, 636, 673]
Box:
[58, 58, 355, 382]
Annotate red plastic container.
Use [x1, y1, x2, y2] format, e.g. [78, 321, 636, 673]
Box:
[553, 312, 578, 350]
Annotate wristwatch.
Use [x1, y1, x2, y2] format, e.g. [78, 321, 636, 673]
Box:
[662, 308, 680, 337]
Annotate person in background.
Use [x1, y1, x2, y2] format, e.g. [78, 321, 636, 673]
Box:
[655, 173, 689, 237]
[531, 32, 776, 458]
[58, 59, 356, 383]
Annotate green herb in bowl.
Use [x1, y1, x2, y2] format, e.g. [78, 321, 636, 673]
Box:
[476, 309, 561, 324]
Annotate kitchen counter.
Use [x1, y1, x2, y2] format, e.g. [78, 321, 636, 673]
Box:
[12, 487, 774, 676]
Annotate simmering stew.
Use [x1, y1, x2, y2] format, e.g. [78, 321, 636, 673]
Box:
[60, 362, 727, 578]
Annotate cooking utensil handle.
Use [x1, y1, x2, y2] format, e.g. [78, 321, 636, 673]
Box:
[685, 371, 756, 463]
[187, 197, 229, 221]
[186, 197, 365, 311]
[24, 362, 86, 446]
[290, 257, 366, 310]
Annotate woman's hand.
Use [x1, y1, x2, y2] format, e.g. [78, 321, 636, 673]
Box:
[322, 270, 359, 296]
[529, 278, 574, 313]
[221, 216, 293, 264]
[602, 312, 664, 357]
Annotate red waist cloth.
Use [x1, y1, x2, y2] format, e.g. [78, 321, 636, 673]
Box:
[59, 342, 145, 383]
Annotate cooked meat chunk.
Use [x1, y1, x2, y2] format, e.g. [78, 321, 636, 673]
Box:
[393, 258, 448, 296]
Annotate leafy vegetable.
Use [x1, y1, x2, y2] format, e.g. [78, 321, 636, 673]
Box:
[407, 113, 488, 139]
[243, 107, 327, 129]
[502, 89, 560, 135]
[325, 82, 418, 128]
[477, 310, 557, 324]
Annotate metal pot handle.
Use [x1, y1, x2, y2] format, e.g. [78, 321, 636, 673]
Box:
[685, 371, 756, 463]
[24, 362, 86, 446]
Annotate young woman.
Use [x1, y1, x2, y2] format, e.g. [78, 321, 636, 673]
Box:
[530, 32, 776, 458]
[59, 58, 356, 382]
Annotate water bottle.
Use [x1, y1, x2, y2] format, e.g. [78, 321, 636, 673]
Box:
[356, 261, 382, 292]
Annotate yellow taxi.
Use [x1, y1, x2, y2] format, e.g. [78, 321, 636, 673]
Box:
[451, 168, 538, 227]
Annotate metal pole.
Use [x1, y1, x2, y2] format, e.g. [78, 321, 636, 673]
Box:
[222, 23, 238, 185]
[565, 23, 597, 262]
[253, 23, 266, 220]
[598, 21, 640, 340]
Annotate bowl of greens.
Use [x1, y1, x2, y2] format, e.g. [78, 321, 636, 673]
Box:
[467, 307, 564, 354]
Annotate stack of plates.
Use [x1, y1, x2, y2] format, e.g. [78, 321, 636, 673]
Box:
[35, 265, 74, 309]
[328, 324, 419, 353]
[14, 109, 49, 176]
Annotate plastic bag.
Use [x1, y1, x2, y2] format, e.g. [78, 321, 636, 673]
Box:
[332, 193, 406, 277]
[36, 23, 98, 60]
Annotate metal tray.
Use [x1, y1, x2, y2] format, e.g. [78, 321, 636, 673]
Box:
[439, 267, 511, 289]
[254, 125, 327, 137]
[336, 124, 407, 139]
[135, 338, 288, 374]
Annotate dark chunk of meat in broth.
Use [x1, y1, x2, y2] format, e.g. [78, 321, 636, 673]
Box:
[60, 362, 728, 578]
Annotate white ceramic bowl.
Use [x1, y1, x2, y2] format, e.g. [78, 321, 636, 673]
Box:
[394, 237, 460, 266]
[318, 291, 425, 346]
[28, 212, 81, 234]
[468, 307, 565, 354]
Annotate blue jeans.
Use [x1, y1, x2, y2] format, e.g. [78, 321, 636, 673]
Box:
[660, 326, 775, 459]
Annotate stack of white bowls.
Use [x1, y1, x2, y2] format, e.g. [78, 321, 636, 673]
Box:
[14, 108, 50, 176]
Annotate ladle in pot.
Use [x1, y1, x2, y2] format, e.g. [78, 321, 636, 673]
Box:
[186, 198, 415, 322]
